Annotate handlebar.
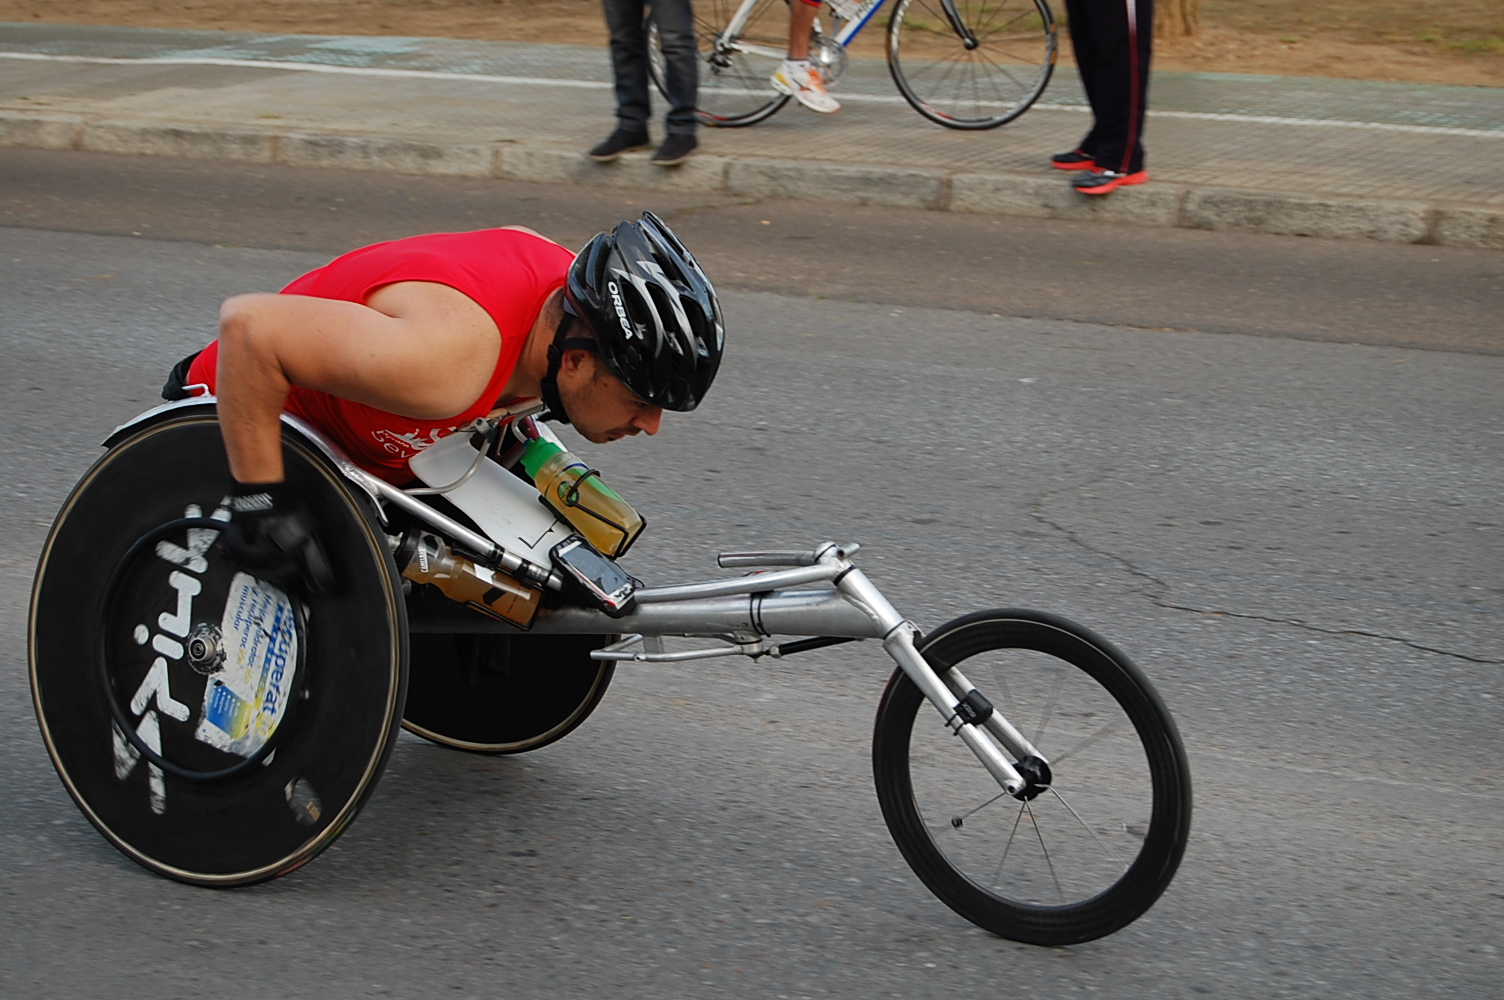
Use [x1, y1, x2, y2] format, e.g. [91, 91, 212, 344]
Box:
[717, 542, 860, 569]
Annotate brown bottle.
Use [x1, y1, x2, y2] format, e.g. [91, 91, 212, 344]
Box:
[397, 531, 541, 629]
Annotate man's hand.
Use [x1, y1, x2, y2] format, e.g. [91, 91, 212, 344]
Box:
[219, 481, 335, 594]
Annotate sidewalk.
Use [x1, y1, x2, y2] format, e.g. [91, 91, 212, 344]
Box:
[1, 22, 1500, 248]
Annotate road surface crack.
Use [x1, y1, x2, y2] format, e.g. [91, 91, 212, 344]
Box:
[1028, 484, 1502, 666]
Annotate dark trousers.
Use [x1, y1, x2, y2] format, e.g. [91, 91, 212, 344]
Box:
[1064, 0, 1152, 174]
[603, 0, 699, 137]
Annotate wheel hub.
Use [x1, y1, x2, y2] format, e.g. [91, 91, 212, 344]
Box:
[809, 31, 849, 86]
[185, 622, 225, 675]
[1011, 755, 1052, 801]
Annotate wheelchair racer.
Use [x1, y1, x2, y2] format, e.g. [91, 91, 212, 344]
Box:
[167, 212, 725, 591]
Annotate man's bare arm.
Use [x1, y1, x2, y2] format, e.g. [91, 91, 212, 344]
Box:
[216, 281, 500, 483]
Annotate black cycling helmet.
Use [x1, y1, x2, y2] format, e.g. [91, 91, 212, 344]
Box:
[542, 211, 724, 422]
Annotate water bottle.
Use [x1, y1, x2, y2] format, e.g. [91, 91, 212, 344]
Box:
[397, 531, 541, 628]
[518, 437, 645, 558]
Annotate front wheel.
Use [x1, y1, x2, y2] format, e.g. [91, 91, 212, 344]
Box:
[872, 610, 1191, 945]
[887, 0, 1058, 129]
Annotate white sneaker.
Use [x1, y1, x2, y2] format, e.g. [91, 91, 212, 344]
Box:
[771, 60, 840, 114]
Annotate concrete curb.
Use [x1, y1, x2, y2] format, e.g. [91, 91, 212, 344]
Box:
[2, 110, 1499, 250]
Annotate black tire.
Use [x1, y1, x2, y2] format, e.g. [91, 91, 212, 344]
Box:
[648, 1, 791, 128]
[873, 610, 1191, 945]
[402, 631, 615, 754]
[887, 0, 1057, 129]
[30, 411, 408, 886]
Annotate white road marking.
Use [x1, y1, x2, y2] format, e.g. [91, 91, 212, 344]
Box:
[1, 51, 1498, 139]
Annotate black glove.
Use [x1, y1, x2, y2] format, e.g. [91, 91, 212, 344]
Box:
[219, 480, 334, 594]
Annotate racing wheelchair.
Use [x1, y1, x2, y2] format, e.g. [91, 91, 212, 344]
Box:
[30, 399, 1191, 946]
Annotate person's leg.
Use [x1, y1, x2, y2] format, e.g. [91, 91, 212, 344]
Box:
[649, 0, 699, 136]
[788, 0, 820, 59]
[1064, 0, 1103, 154]
[1077, 0, 1151, 176]
[772, 0, 840, 113]
[602, 0, 652, 139]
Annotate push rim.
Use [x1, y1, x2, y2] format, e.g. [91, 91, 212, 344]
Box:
[30, 413, 408, 886]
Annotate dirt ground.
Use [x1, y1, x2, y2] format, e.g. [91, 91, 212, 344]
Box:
[0, 0, 1498, 87]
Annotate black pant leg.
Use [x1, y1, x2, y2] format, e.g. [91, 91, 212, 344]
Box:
[647, 0, 699, 135]
[603, 0, 652, 135]
[1063, 0, 1103, 155]
[1076, 0, 1152, 174]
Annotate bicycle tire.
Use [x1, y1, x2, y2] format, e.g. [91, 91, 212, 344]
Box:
[887, 0, 1058, 130]
[31, 412, 408, 886]
[649, 0, 791, 127]
[872, 609, 1191, 944]
[403, 630, 616, 755]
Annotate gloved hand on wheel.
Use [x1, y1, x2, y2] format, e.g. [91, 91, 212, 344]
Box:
[219, 480, 335, 594]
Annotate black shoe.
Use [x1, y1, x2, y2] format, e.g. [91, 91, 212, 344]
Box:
[1071, 167, 1149, 195]
[1050, 148, 1096, 171]
[651, 133, 698, 167]
[589, 129, 651, 162]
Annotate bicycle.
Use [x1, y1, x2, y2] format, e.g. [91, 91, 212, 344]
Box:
[648, 0, 1058, 129]
[31, 399, 1190, 946]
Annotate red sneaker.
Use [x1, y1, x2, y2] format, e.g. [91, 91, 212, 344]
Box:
[1050, 149, 1097, 171]
[1072, 168, 1149, 195]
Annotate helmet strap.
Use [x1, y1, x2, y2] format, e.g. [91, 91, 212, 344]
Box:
[539, 307, 598, 424]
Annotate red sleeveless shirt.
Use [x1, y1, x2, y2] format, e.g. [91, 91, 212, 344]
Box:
[189, 229, 574, 483]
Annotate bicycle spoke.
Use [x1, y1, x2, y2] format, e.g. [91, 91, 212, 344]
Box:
[1024, 800, 1065, 903]
[1033, 666, 1066, 746]
[992, 798, 1029, 885]
[1049, 786, 1130, 873]
[953, 788, 1013, 826]
[1051, 715, 1128, 765]
[971, 47, 1030, 95]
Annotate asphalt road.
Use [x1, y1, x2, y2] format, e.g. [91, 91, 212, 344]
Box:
[1, 152, 1500, 999]
[3, 148, 1501, 355]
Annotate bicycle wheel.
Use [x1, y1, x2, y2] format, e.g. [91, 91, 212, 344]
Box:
[403, 629, 616, 754]
[649, 0, 791, 127]
[872, 610, 1190, 945]
[31, 411, 408, 886]
[887, 0, 1058, 129]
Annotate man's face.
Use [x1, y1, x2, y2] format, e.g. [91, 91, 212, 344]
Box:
[556, 350, 664, 444]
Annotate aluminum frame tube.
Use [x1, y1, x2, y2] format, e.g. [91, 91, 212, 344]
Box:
[409, 587, 889, 639]
[941, 666, 1047, 764]
[633, 562, 840, 604]
[883, 623, 1027, 796]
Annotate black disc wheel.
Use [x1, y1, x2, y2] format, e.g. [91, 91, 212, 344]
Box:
[873, 610, 1191, 945]
[30, 410, 408, 886]
[402, 631, 615, 754]
[649, 0, 791, 127]
[887, 0, 1057, 129]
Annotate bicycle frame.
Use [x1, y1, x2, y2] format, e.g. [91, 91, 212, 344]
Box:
[720, 0, 979, 56]
[721, 0, 888, 61]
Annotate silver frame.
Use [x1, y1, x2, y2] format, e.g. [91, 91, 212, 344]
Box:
[109, 399, 1045, 796]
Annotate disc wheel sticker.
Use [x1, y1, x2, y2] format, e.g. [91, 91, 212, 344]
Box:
[193, 572, 299, 758]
